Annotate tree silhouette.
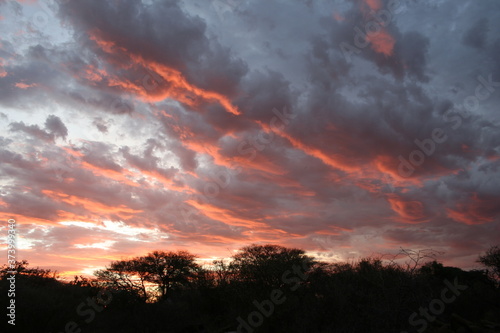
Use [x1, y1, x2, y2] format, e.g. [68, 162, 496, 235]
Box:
[230, 244, 315, 288]
[95, 259, 149, 299]
[95, 250, 201, 301]
[478, 245, 500, 281]
[140, 250, 201, 298]
[0, 260, 57, 279]
[4, 246, 500, 332]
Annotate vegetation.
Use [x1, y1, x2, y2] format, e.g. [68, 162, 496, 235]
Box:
[1, 245, 500, 332]
[478, 245, 500, 282]
[94, 250, 201, 301]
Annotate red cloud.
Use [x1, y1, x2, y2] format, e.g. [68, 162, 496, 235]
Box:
[88, 30, 241, 116]
[364, 0, 382, 11]
[185, 199, 268, 229]
[42, 190, 143, 220]
[387, 195, 428, 224]
[447, 193, 498, 225]
[358, 0, 396, 57]
[15, 82, 38, 89]
[0, 213, 54, 225]
[367, 30, 396, 56]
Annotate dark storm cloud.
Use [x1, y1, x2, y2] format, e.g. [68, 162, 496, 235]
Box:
[462, 18, 489, 50]
[327, 0, 430, 82]
[58, 0, 248, 96]
[0, 55, 53, 108]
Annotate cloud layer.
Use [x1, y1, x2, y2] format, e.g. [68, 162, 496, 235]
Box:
[0, 0, 499, 275]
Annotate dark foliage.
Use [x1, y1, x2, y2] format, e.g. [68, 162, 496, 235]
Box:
[478, 245, 500, 282]
[1, 245, 500, 333]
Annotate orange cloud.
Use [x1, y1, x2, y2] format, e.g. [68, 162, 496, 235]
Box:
[243, 172, 315, 197]
[447, 193, 497, 225]
[371, 159, 422, 195]
[0, 212, 54, 225]
[142, 60, 241, 115]
[56, 146, 143, 188]
[232, 154, 286, 176]
[316, 226, 352, 235]
[357, 0, 396, 57]
[55, 210, 96, 223]
[168, 122, 285, 176]
[42, 190, 143, 220]
[185, 199, 268, 229]
[80, 161, 140, 188]
[0, 55, 7, 77]
[272, 128, 357, 173]
[367, 30, 396, 56]
[138, 169, 192, 193]
[364, 0, 382, 11]
[89, 30, 241, 116]
[15, 82, 38, 89]
[387, 195, 428, 223]
[82, 65, 107, 82]
[333, 12, 345, 22]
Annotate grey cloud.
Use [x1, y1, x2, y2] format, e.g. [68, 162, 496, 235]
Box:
[9, 122, 54, 142]
[9, 114, 68, 142]
[92, 117, 109, 133]
[45, 115, 68, 139]
[462, 18, 489, 50]
[58, 0, 248, 96]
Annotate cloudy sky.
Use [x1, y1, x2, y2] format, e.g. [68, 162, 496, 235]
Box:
[0, 0, 499, 277]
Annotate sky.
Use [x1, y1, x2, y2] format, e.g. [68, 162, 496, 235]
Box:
[0, 0, 499, 278]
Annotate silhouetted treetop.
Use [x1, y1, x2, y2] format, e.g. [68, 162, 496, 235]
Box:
[478, 245, 500, 281]
[229, 244, 315, 288]
[95, 250, 201, 301]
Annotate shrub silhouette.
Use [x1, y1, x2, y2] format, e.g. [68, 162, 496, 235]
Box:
[2, 246, 500, 333]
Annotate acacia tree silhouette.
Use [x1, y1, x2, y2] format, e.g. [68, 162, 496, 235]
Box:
[95, 259, 149, 300]
[95, 250, 200, 300]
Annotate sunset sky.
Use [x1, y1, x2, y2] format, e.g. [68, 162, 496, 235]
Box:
[0, 0, 499, 278]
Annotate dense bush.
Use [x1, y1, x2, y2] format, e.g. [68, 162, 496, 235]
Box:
[1, 245, 499, 332]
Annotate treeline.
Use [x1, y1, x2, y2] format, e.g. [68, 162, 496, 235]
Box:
[1, 245, 500, 333]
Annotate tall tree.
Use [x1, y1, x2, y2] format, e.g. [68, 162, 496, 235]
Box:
[140, 250, 201, 298]
[230, 244, 315, 288]
[95, 250, 201, 301]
